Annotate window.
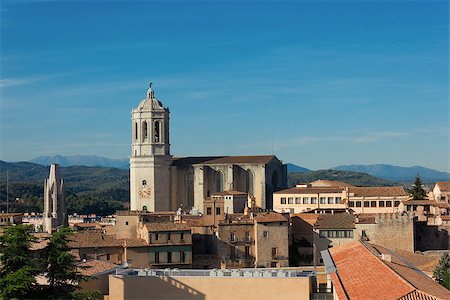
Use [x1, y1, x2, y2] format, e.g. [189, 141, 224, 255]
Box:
[180, 251, 186, 262]
[311, 197, 317, 204]
[106, 253, 111, 260]
[167, 233, 171, 241]
[230, 246, 236, 259]
[230, 233, 236, 242]
[125, 221, 129, 226]
[349, 201, 355, 207]
[271, 247, 277, 258]
[154, 121, 161, 143]
[142, 205, 147, 211]
[320, 197, 326, 204]
[295, 197, 301, 204]
[245, 231, 250, 242]
[142, 180, 147, 186]
[379, 201, 385, 207]
[356, 201, 362, 207]
[216, 207, 221, 215]
[263, 231, 269, 238]
[361, 230, 367, 238]
[303, 197, 309, 204]
[245, 246, 250, 256]
[142, 121, 148, 141]
[155, 233, 159, 241]
[335, 197, 342, 204]
[271, 262, 277, 267]
[328, 197, 334, 204]
[207, 207, 212, 215]
[155, 252, 160, 263]
[363, 201, 370, 207]
[394, 201, 400, 207]
[288, 197, 294, 204]
[281, 197, 286, 204]
[181, 233, 184, 241]
[386, 201, 392, 207]
[371, 201, 377, 207]
[167, 252, 172, 263]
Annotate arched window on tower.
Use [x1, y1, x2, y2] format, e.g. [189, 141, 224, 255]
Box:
[142, 122, 148, 142]
[142, 180, 147, 186]
[134, 122, 138, 141]
[246, 169, 254, 196]
[154, 121, 161, 143]
[216, 171, 224, 192]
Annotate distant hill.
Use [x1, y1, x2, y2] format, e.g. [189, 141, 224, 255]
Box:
[286, 163, 310, 173]
[30, 155, 129, 169]
[333, 164, 450, 183]
[0, 161, 129, 215]
[287, 169, 396, 188]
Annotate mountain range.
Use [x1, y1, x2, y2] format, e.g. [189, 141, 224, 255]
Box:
[19, 155, 450, 183]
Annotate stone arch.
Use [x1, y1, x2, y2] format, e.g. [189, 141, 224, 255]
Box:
[142, 122, 148, 142]
[246, 169, 254, 196]
[154, 120, 161, 143]
[216, 171, 224, 192]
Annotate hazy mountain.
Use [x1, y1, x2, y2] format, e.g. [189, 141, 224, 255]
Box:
[286, 163, 311, 173]
[30, 155, 129, 169]
[333, 164, 450, 183]
[288, 169, 396, 188]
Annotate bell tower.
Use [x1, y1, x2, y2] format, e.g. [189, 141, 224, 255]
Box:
[130, 83, 172, 212]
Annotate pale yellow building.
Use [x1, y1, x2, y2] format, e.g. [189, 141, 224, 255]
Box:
[347, 186, 408, 214]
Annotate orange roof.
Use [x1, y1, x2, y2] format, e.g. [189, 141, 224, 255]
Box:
[275, 187, 344, 194]
[77, 259, 121, 276]
[310, 179, 355, 188]
[328, 241, 450, 300]
[436, 181, 450, 192]
[254, 212, 288, 223]
[211, 190, 247, 196]
[348, 186, 407, 197]
[291, 213, 319, 226]
[145, 222, 191, 232]
[201, 155, 276, 165]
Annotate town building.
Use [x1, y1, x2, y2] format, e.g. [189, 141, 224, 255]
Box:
[129, 84, 286, 213]
[43, 164, 66, 234]
[433, 181, 450, 205]
[203, 190, 247, 227]
[321, 241, 450, 300]
[217, 211, 289, 268]
[273, 186, 346, 213]
[347, 186, 408, 214]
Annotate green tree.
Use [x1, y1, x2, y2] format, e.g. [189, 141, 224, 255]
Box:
[433, 252, 450, 290]
[43, 227, 86, 298]
[0, 225, 39, 299]
[408, 174, 427, 200]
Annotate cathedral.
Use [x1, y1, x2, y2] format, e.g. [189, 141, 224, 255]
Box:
[130, 84, 287, 213]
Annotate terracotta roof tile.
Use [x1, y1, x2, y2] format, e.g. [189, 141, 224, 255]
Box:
[253, 212, 288, 223]
[290, 213, 319, 226]
[349, 186, 407, 197]
[200, 155, 276, 165]
[211, 190, 247, 196]
[310, 180, 355, 188]
[77, 259, 120, 277]
[436, 181, 450, 192]
[315, 213, 355, 229]
[402, 200, 439, 206]
[145, 222, 191, 232]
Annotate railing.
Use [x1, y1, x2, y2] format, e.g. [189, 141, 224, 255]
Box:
[117, 268, 315, 278]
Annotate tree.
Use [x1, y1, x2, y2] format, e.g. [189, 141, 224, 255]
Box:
[433, 252, 450, 290]
[43, 227, 86, 298]
[409, 174, 427, 200]
[0, 225, 39, 298]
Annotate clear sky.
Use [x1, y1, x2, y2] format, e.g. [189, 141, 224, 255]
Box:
[1, 0, 449, 172]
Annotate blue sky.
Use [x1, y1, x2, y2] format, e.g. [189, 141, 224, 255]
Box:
[1, 0, 449, 172]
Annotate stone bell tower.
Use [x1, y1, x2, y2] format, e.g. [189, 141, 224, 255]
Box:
[130, 83, 172, 212]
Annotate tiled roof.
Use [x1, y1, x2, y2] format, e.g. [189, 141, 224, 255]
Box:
[436, 181, 450, 192]
[328, 242, 450, 300]
[367, 244, 450, 300]
[393, 250, 440, 274]
[30, 233, 51, 251]
[290, 213, 319, 226]
[402, 200, 439, 206]
[441, 215, 450, 221]
[253, 212, 288, 223]
[145, 222, 191, 232]
[274, 187, 344, 194]
[348, 186, 407, 197]
[310, 180, 355, 188]
[211, 190, 247, 196]
[315, 213, 355, 229]
[68, 230, 148, 248]
[77, 259, 121, 277]
[200, 155, 276, 165]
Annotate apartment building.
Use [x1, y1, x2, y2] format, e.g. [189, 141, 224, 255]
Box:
[347, 186, 408, 214]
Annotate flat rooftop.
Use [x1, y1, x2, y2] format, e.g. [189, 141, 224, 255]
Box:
[115, 268, 315, 278]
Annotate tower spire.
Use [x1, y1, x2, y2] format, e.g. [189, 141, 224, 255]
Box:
[147, 82, 155, 99]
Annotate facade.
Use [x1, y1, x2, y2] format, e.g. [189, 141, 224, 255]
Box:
[433, 181, 450, 205]
[217, 212, 289, 268]
[129, 85, 286, 213]
[273, 187, 346, 213]
[203, 191, 247, 227]
[43, 164, 66, 234]
[347, 186, 408, 214]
